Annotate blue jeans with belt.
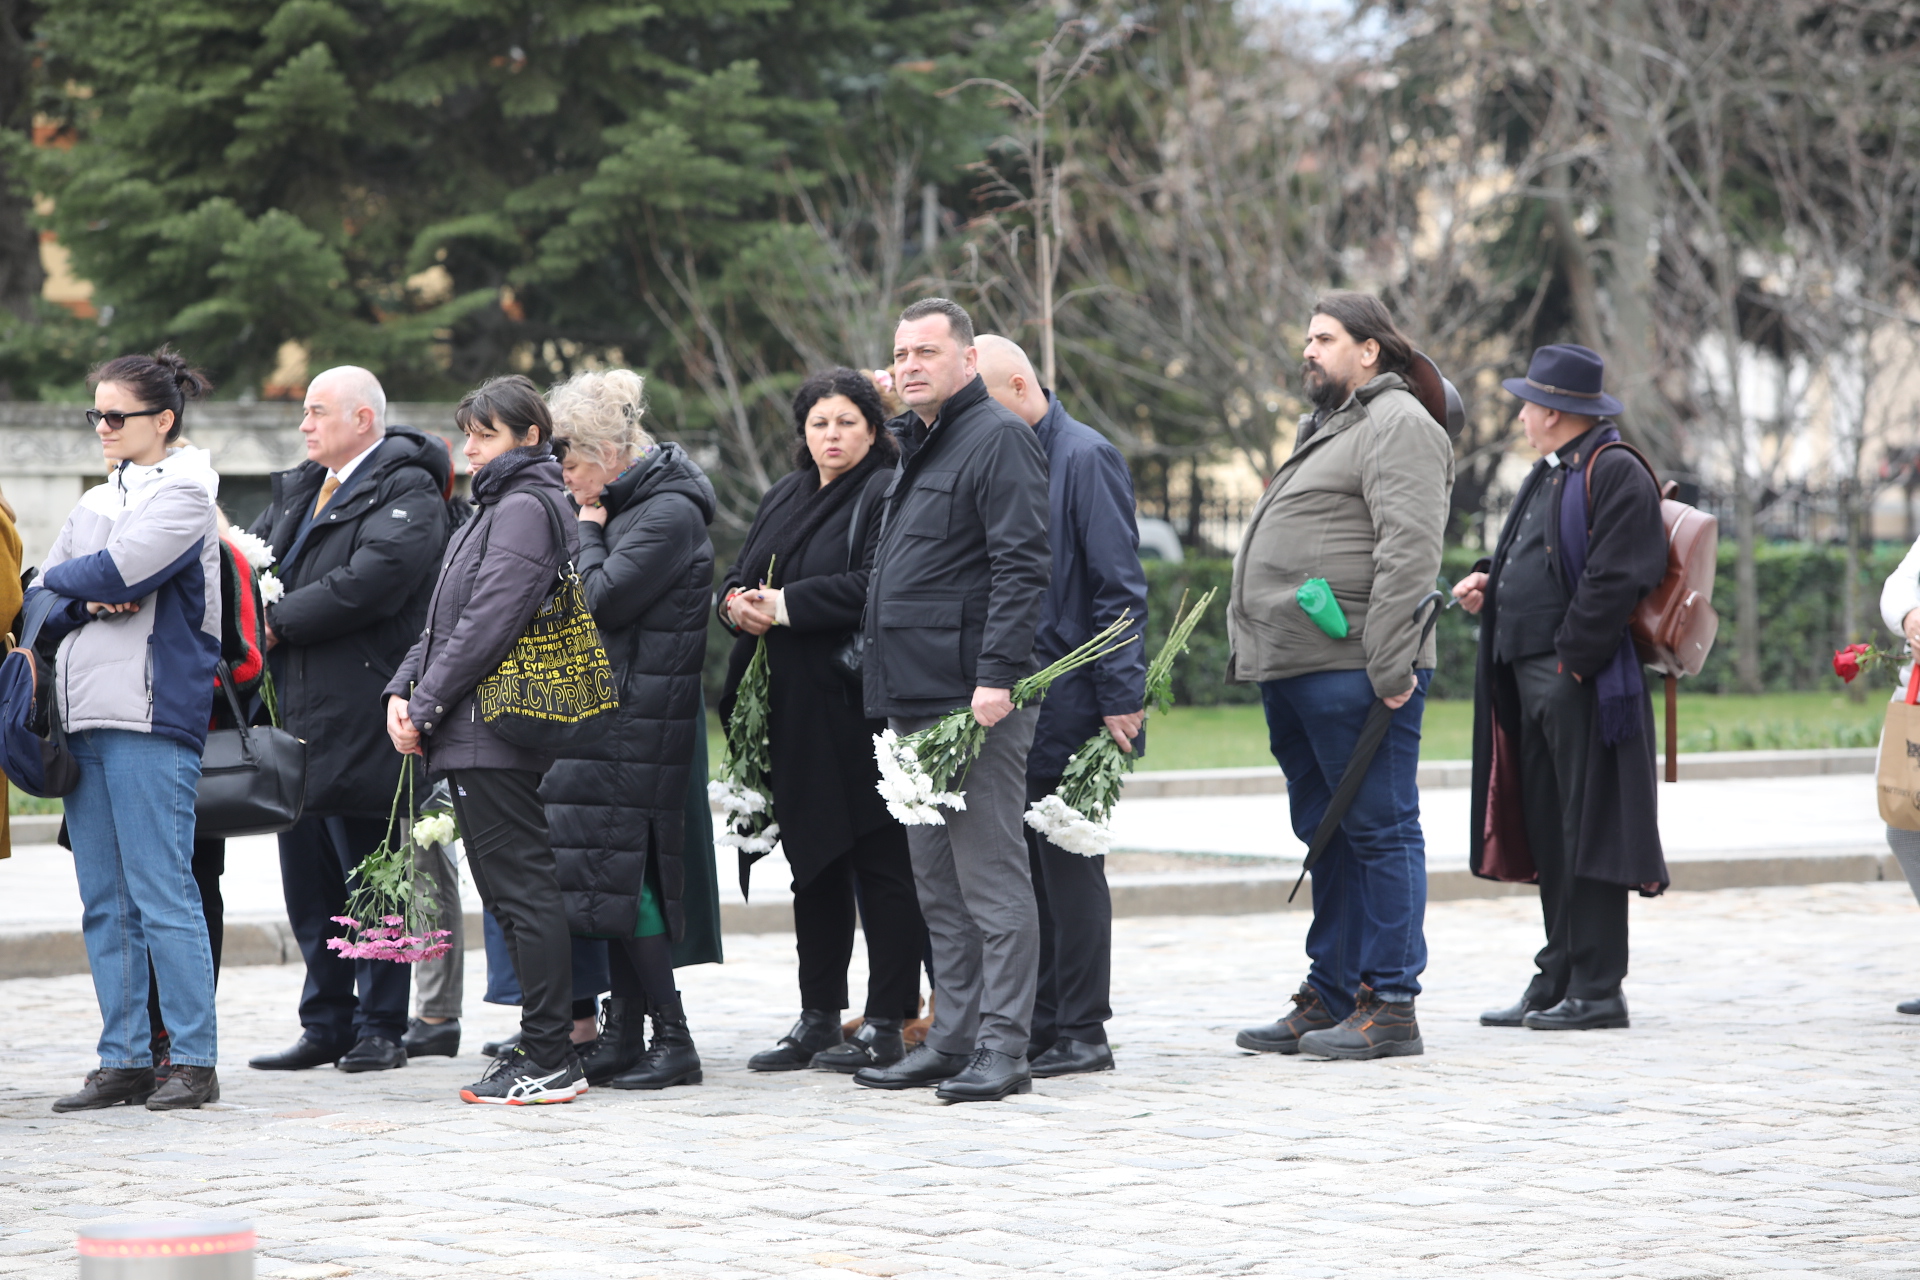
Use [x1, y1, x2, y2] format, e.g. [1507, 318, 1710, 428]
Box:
[64, 728, 218, 1067]
[1260, 669, 1431, 1022]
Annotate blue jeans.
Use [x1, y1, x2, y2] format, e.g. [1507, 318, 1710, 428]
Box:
[64, 729, 217, 1068]
[1260, 669, 1431, 1021]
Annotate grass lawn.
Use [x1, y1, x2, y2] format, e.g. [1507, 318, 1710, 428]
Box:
[1135, 689, 1888, 771]
[694, 688, 1887, 781]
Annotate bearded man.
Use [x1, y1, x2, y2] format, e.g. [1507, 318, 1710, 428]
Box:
[1227, 293, 1454, 1060]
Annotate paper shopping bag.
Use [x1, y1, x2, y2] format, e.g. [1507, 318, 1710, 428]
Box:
[1877, 666, 1920, 830]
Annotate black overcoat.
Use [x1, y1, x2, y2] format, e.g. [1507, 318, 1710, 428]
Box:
[249, 427, 455, 817]
[541, 444, 716, 942]
[718, 465, 895, 895]
[1468, 426, 1671, 891]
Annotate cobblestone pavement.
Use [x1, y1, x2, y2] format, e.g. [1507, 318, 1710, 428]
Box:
[3, 883, 1920, 1279]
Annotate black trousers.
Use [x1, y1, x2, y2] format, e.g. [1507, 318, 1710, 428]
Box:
[449, 768, 573, 1066]
[793, 823, 926, 1020]
[278, 815, 411, 1047]
[1511, 654, 1629, 1002]
[147, 837, 225, 1050]
[1025, 774, 1114, 1047]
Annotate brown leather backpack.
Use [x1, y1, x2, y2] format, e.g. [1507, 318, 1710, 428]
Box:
[1585, 440, 1720, 780]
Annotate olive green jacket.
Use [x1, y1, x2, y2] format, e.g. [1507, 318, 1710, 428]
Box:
[1228, 372, 1454, 697]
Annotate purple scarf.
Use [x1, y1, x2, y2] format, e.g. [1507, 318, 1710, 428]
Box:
[1557, 423, 1645, 745]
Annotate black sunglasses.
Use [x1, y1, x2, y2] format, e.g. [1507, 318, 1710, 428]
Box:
[86, 408, 166, 430]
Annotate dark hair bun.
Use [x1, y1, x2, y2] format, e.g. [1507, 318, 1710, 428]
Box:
[88, 346, 214, 442]
[151, 346, 213, 401]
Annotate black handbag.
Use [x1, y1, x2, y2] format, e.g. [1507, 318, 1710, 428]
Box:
[195, 662, 308, 839]
[828, 493, 880, 690]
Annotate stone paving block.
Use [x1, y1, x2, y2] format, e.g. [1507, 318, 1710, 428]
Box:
[6, 884, 1920, 1276]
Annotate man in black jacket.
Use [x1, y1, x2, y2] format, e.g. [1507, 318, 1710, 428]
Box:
[852, 298, 1052, 1103]
[977, 335, 1146, 1079]
[245, 366, 457, 1074]
[1453, 345, 1669, 1032]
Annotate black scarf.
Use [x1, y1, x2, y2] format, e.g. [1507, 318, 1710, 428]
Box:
[738, 450, 884, 589]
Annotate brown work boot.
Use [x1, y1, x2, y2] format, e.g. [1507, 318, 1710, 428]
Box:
[146, 1064, 221, 1110]
[1297, 985, 1423, 1059]
[902, 993, 933, 1048]
[51, 1067, 156, 1113]
[1235, 982, 1337, 1054]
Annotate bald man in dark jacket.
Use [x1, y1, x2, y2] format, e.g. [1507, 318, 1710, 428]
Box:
[978, 335, 1146, 1079]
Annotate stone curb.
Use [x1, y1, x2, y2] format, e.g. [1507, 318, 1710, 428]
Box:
[0, 848, 1900, 980]
[13, 748, 1878, 837]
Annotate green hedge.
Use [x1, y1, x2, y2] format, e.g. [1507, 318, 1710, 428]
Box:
[701, 541, 1912, 712]
[1147, 543, 1911, 703]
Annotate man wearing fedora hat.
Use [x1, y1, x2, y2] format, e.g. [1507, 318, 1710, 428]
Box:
[1452, 343, 1670, 1031]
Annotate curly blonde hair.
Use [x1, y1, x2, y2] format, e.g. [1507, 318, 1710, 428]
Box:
[547, 368, 652, 466]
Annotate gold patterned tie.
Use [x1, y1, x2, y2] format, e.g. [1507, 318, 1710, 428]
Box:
[311, 474, 341, 518]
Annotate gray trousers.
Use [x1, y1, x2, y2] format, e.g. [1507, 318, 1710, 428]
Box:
[412, 839, 465, 1019]
[892, 705, 1041, 1057]
[1887, 826, 1920, 906]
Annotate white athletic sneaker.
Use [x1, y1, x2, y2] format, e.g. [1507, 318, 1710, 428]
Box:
[458, 1045, 588, 1105]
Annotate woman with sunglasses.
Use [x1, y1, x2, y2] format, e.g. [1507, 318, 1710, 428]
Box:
[29, 348, 225, 1113]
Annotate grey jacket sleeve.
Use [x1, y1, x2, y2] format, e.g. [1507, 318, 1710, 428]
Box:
[971, 422, 1052, 688]
[1359, 396, 1454, 698]
[405, 493, 562, 731]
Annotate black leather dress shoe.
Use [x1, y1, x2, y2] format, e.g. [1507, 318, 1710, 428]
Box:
[248, 1035, 346, 1071]
[1029, 1037, 1114, 1078]
[402, 1018, 461, 1058]
[337, 1036, 408, 1073]
[1898, 997, 1920, 1015]
[1480, 991, 1555, 1027]
[1523, 994, 1629, 1030]
[935, 1048, 1032, 1103]
[852, 1043, 969, 1090]
[812, 1018, 905, 1073]
[750, 1009, 843, 1072]
[481, 1032, 520, 1059]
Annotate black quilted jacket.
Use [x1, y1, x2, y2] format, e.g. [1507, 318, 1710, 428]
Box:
[541, 444, 716, 940]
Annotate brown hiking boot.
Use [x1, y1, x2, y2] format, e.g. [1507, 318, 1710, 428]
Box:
[1297, 985, 1423, 1059]
[1235, 983, 1337, 1054]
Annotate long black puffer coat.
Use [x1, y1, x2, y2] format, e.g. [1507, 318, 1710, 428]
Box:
[543, 443, 716, 941]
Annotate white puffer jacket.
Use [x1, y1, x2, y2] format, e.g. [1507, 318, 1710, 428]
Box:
[1879, 537, 1920, 701]
[29, 448, 223, 750]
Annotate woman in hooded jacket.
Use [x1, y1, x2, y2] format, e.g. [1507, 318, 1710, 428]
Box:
[30, 348, 224, 1113]
[542, 368, 718, 1091]
[385, 374, 584, 1106]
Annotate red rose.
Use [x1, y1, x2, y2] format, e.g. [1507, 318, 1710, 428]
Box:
[1834, 643, 1869, 683]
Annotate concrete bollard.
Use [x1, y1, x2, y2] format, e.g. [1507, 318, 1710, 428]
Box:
[77, 1221, 254, 1279]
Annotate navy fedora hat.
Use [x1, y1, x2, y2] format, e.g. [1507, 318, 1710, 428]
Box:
[1501, 343, 1623, 417]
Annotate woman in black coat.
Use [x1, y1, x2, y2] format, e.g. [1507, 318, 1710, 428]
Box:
[721, 368, 927, 1074]
[543, 368, 718, 1091]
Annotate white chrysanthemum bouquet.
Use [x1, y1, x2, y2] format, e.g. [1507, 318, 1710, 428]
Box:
[710, 636, 780, 853]
[1024, 588, 1216, 856]
[875, 613, 1140, 826]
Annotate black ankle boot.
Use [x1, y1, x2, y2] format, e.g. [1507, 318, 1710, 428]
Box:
[609, 993, 703, 1090]
[748, 1008, 843, 1072]
[576, 998, 647, 1086]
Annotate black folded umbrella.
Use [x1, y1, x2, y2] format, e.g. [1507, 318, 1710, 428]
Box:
[1288, 591, 1448, 904]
